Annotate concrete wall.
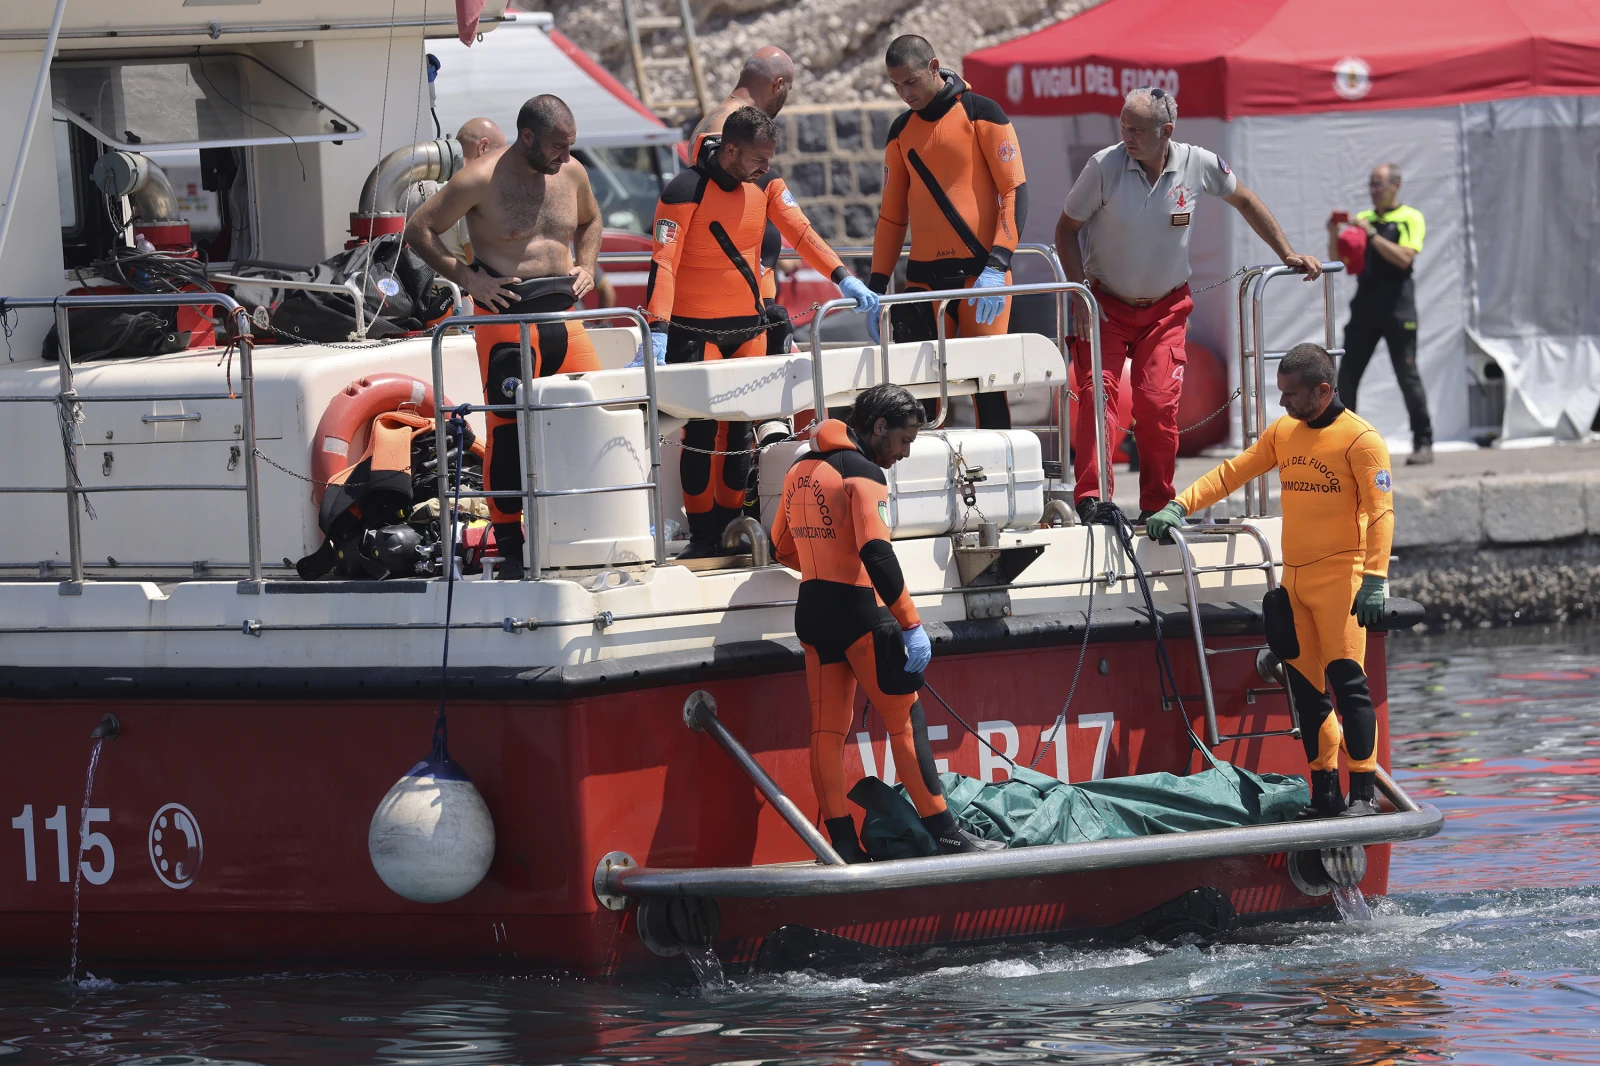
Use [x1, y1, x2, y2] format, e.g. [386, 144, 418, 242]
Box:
[771, 103, 903, 248]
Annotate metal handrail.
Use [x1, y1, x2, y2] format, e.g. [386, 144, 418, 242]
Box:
[0, 292, 260, 592]
[209, 273, 368, 338]
[1236, 261, 1345, 516]
[1169, 524, 1286, 746]
[599, 242, 1078, 461]
[602, 801, 1443, 899]
[427, 306, 666, 580]
[809, 278, 1105, 497]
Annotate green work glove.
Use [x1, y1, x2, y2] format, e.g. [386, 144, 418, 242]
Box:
[1352, 574, 1387, 628]
[1143, 500, 1186, 543]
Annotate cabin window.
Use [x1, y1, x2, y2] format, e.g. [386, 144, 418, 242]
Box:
[51, 53, 362, 152]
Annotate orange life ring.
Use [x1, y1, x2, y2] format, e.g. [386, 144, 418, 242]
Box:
[311, 374, 454, 504]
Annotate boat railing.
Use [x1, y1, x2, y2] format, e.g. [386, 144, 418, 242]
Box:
[808, 275, 1108, 499]
[207, 273, 370, 338]
[1169, 524, 1298, 747]
[426, 306, 669, 580]
[0, 292, 263, 593]
[431, 272, 1103, 581]
[1236, 261, 1345, 516]
[598, 242, 1078, 459]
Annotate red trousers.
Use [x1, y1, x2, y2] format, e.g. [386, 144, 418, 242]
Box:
[1071, 284, 1193, 513]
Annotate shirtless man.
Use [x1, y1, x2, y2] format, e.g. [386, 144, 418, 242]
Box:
[407, 94, 602, 580]
[688, 47, 797, 353]
[689, 46, 794, 152]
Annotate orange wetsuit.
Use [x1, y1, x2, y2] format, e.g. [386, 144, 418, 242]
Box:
[648, 141, 849, 544]
[691, 130, 783, 332]
[471, 270, 600, 530]
[870, 71, 1027, 428]
[771, 419, 948, 825]
[1177, 399, 1394, 774]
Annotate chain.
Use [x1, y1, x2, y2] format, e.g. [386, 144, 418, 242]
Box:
[252, 447, 345, 488]
[1067, 386, 1241, 437]
[660, 425, 814, 457]
[639, 302, 821, 342]
[1188, 265, 1250, 296]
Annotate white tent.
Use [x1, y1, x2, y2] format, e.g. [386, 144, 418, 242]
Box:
[428, 13, 680, 149]
[968, 0, 1600, 448]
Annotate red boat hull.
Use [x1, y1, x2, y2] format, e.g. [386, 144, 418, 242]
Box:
[0, 629, 1391, 975]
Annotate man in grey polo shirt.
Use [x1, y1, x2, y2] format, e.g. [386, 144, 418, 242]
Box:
[1054, 87, 1321, 523]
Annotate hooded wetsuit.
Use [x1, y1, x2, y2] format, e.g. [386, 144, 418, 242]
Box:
[648, 143, 850, 542]
[1176, 399, 1394, 774]
[869, 71, 1027, 428]
[771, 419, 949, 823]
[470, 270, 601, 527]
[692, 130, 785, 346]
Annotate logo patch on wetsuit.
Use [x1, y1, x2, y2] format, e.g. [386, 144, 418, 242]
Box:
[500, 376, 520, 399]
[1375, 469, 1392, 492]
[996, 140, 1017, 163]
[655, 219, 678, 245]
[878, 501, 889, 524]
[781, 189, 798, 208]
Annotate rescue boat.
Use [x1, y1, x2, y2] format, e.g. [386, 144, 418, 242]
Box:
[0, 1, 1438, 977]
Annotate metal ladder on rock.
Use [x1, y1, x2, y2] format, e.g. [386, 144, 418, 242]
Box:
[620, 0, 712, 122]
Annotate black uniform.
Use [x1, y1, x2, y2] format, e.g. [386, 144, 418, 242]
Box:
[1339, 204, 1432, 448]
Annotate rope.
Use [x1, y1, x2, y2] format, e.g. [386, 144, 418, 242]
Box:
[54, 393, 96, 521]
[1093, 500, 1219, 772]
[922, 681, 1018, 770]
[1030, 529, 1094, 770]
[429, 403, 472, 767]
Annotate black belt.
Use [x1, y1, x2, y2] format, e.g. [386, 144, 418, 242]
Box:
[471, 266, 577, 315]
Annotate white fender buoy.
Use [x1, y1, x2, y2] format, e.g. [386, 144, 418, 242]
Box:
[368, 747, 495, 904]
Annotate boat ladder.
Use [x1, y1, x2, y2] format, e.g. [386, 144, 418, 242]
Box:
[1167, 524, 1300, 747]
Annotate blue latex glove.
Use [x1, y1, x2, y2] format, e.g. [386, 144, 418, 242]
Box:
[839, 276, 881, 337]
[902, 623, 932, 674]
[628, 330, 668, 368]
[967, 266, 1008, 326]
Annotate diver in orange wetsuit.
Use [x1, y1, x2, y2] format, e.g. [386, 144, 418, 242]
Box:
[689, 47, 796, 352]
[646, 106, 879, 557]
[1146, 344, 1395, 818]
[771, 384, 999, 861]
[869, 35, 1028, 428]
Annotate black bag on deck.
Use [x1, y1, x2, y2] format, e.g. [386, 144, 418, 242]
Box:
[252, 233, 454, 343]
[41, 308, 189, 362]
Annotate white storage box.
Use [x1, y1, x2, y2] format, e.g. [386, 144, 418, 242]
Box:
[523, 377, 655, 569]
[759, 429, 1044, 540]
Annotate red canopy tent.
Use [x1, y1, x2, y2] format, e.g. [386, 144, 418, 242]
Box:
[965, 0, 1600, 119]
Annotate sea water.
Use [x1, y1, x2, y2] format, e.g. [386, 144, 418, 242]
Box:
[6, 622, 1600, 1063]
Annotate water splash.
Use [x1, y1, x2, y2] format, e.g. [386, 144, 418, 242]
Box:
[67, 738, 104, 985]
[683, 944, 727, 992]
[1331, 884, 1373, 922]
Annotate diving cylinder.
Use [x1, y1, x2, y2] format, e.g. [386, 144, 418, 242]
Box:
[367, 743, 495, 904]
